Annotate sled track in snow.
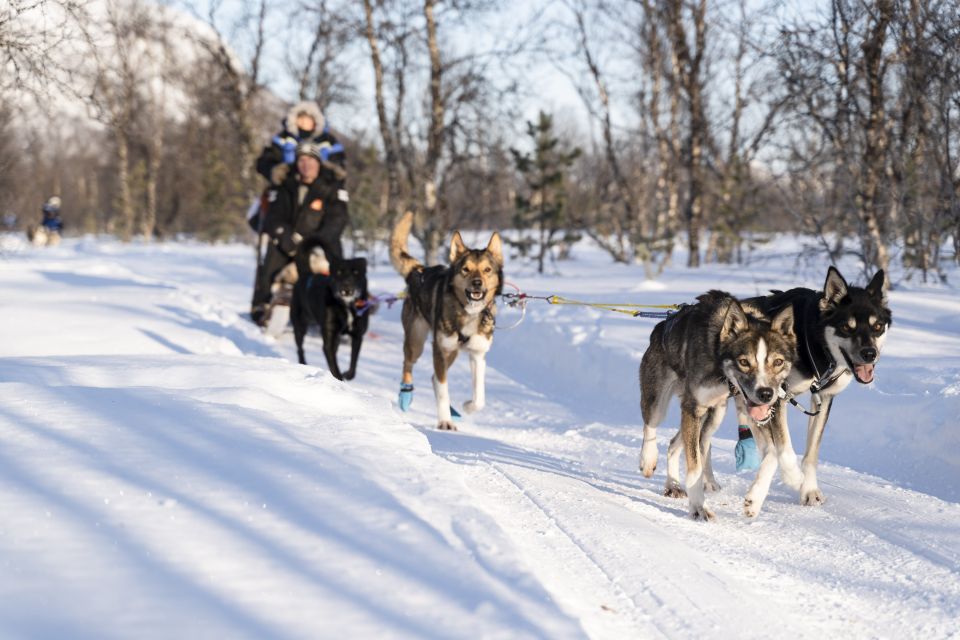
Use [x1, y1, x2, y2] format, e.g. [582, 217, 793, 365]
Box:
[819, 477, 960, 576]
[474, 453, 673, 639]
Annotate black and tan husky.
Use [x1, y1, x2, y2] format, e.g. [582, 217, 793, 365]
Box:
[737, 267, 891, 514]
[389, 212, 503, 430]
[638, 291, 797, 521]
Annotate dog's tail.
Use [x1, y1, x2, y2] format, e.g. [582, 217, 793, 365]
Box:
[389, 211, 422, 278]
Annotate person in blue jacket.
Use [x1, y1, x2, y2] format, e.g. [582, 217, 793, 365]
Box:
[250, 102, 346, 325]
[255, 101, 345, 189]
[251, 141, 349, 327]
[41, 196, 64, 234]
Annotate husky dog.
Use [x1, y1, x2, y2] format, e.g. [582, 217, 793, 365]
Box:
[389, 211, 503, 430]
[740, 267, 891, 511]
[290, 237, 370, 380]
[27, 225, 59, 247]
[639, 291, 797, 521]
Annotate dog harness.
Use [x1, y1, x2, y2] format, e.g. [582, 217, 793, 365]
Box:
[458, 307, 495, 345]
[779, 296, 848, 417]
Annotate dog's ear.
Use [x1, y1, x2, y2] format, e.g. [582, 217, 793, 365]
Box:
[866, 269, 886, 299]
[771, 305, 795, 342]
[486, 231, 503, 266]
[821, 266, 848, 310]
[449, 231, 468, 263]
[721, 300, 749, 341]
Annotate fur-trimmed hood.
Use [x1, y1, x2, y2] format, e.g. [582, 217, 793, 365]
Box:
[285, 101, 325, 138]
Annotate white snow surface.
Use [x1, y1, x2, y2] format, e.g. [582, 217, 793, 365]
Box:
[1, 234, 959, 639]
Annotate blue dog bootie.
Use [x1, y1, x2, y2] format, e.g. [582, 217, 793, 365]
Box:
[449, 406, 461, 422]
[735, 426, 760, 472]
[398, 383, 414, 411]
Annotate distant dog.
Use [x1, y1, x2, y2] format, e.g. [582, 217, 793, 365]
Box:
[738, 267, 891, 512]
[389, 211, 503, 430]
[290, 238, 369, 381]
[27, 225, 59, 247]
[639, 291, 797, 521]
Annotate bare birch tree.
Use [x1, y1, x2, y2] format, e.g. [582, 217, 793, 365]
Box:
[194, 0, 269, 201]
[664, 0, 708, 267]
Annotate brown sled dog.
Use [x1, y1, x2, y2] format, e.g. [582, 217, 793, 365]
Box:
[390, 212, 504, 430]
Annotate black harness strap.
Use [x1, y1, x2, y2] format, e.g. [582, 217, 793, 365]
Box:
[782, 296, 852, 417]
[788, 395, 822, 417]
[458, 307, 494, 344]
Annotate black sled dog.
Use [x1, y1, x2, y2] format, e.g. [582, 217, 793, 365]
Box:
[290, 236, 369, 381]
[389, 211, 503, 431]
[736, 267, 891, 512]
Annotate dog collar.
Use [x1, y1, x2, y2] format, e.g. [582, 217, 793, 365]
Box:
[801, 325, 847, 396]
[792, 296, 844, 393]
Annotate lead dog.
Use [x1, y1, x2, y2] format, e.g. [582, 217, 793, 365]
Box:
[639, 291, 797, 521]
[389, 212, 503, 430]
[738, 267, 891, 514]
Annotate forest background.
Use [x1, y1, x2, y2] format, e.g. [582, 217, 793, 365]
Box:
[2, 0, 959, 281]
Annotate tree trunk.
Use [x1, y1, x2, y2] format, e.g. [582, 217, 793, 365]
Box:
[144, 122, 160, 240]
[665, 0, 707, 267]
[857, 0, 893, 274]
[116, 129, 133, 241]
[641, 0, 674, 270]
[422, 0, 445, 264]
[144, 61, 166, 241]
[362, 0, 402, 221]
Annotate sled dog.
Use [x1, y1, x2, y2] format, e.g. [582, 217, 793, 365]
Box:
[738, 267, 891, 511]
[27, 225, 59, 247]
[291, 237, 369, 381]
[390, 211, 503, 430]
[638, 291, 797, 521]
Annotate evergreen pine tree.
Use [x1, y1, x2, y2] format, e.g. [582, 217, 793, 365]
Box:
[510, 111, 581, 274]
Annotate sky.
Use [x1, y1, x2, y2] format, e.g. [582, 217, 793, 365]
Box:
[180, 0, 598, 141]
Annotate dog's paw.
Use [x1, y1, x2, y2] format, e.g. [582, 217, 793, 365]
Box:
[743, 498, 760, 518]
[437, 420, 458, 431]
[780, 466, 804, 491]
[640, 443, 659, 478]
[702, 478, 722, 493]
[800, 487, 825, 506]
[689, 505, 716, 522]
[343, 370, 356, 381]
[462, 400, 483, 415]
[663, 484, 687, 499]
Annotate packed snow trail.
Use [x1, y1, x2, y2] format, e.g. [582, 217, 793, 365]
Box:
[1, 236, 958, 639]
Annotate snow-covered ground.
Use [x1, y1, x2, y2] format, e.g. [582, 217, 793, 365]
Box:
[1, 234, 958, 639]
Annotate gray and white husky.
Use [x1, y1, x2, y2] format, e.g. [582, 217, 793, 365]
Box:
[737, 267, 891, 515]
[638, 291, 797, 521]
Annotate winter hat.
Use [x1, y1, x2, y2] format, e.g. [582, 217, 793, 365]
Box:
[286, 101, 325, 137]
[296, 141, 323, 162]
[42, 196, 61, 213]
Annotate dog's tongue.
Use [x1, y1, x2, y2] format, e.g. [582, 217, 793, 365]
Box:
[748, 403, 772, 421]
[855, 363, 875, 383]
